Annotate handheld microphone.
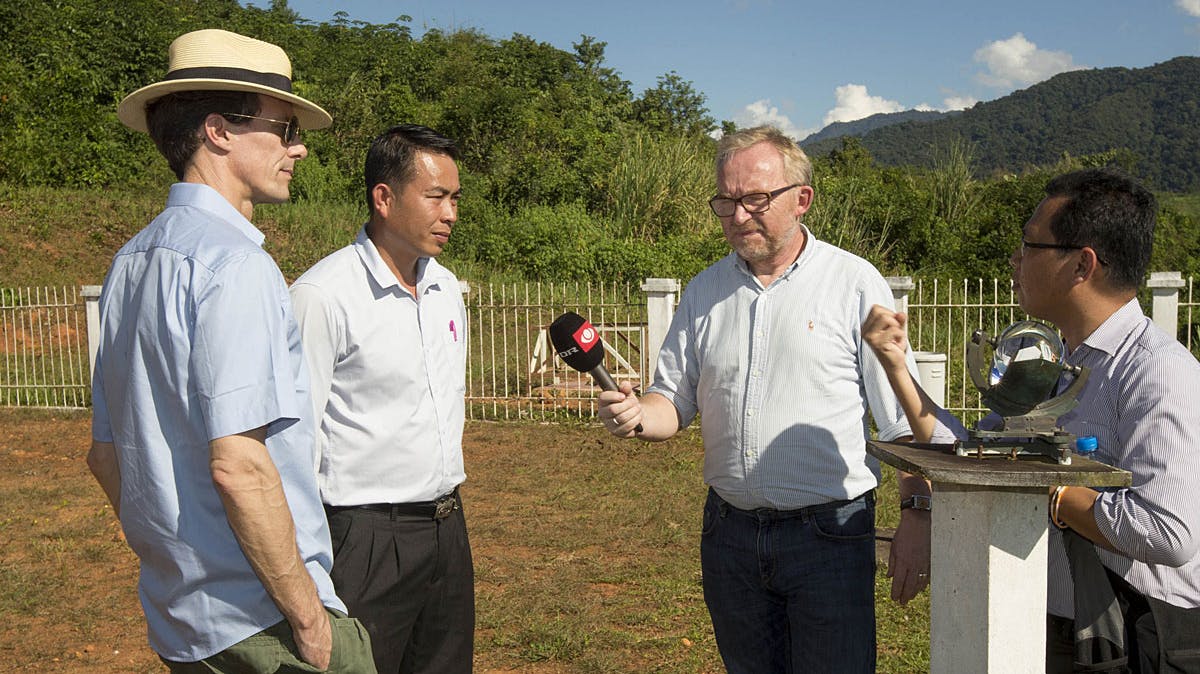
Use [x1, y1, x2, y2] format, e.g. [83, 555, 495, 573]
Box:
[548, 311, 643, 432]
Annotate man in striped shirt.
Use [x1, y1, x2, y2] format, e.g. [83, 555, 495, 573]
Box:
[598, 125, 933, 673]
[866, 167, 1200, 673]
[1012, 168, 1200, 673]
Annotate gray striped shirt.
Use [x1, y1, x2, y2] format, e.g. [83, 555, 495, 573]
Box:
[647, 229, 916, 510]
[1048, 298, 1200, 615]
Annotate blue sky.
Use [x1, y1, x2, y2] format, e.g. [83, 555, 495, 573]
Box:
[254, 0, 1200, 139]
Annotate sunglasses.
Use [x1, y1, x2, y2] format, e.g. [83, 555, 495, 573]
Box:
[220, 113, 301, 144]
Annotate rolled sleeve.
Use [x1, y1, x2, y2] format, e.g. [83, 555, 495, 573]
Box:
[1093, 351, 1200, 567]
[856, 274, 914, 440]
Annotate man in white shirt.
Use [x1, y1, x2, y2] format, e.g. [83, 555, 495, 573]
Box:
[598, 125, 931, 673]
[291, 124, 471, 674]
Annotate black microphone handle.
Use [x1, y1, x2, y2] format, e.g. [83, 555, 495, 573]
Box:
[588, 364, 619, 391]
[587, 365, 643, 433]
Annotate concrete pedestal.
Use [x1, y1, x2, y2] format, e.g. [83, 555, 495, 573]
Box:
[867, 441, 1130, 674]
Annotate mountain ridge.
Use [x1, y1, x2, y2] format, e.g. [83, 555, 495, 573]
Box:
[801, 56, 1200, 191]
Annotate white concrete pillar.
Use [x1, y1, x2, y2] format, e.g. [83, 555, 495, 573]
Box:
[82, 285, 102, 380]
[930, 485, 1048, 674]
[887, 276, 915, 315]
[640, 278, 680, 382]
[1147, 271, 1184, 342]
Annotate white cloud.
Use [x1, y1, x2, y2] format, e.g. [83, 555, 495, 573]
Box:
[942, 95, 978, 110]
[1177, 0, 1200, 17]
[821, 84, 905, 127]
[973, 33, 1083, 88]
[731, 99, 811, 139]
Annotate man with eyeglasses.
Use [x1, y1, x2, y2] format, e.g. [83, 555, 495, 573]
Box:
[865, 167, 1200, 673]
[1012, 168, 1200, 673]
[597, 125, 935, 673]
[86, 29, 374, 673]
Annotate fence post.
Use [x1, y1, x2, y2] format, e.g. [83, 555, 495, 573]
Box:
[886, 276, 914, 315]
[885, 276, 947, 405]
[82, 285, 102, 380]
[640, 278, 680, 381]
[1148, 271, 1185, 342]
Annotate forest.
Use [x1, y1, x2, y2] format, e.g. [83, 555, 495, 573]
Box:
[2, 0, 1199, 284]
[804, 57, 1200, 194]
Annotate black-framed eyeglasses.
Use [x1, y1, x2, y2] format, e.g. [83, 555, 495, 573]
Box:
[709, 183, 803, 217]
[221, 113, 301, 144]
[1021, 239, 1108, 265]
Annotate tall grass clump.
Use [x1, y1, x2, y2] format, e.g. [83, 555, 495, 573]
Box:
[929, 138, 982, 227]
[805, 175, 896, 267]
[602, 131, 717, 241]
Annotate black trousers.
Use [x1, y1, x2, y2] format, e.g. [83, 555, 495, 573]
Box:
[326, 494, 475, 674]
[1046, 571, 1200, 674]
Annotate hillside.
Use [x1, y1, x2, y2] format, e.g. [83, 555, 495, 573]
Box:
[803, 57, 1200, 191]
[799, 109, 954, 145]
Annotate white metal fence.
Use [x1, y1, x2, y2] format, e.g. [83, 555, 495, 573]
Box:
[5, 276, 1199, 420]
[0, 286, 91, 407]
[462, 280, 654, 422]
[896, 278, 1023, 426]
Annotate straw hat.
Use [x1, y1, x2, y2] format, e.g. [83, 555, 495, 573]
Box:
[117, 29, 332, 133]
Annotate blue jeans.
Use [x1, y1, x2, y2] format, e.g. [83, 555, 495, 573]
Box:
[700, 488, 877, 674]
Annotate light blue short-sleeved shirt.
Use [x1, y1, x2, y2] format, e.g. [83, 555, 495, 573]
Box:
[648, 227, 917, 510]
[91, 183, 344, 662]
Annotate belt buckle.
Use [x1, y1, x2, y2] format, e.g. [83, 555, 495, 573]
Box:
[434, 495, 457, 519]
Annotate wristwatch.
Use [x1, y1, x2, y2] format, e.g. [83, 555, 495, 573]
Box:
[900, 494, 932, 511]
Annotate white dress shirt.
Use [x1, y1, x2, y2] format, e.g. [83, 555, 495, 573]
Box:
[291, 227, 467, 505]
[648, 226, 918, 510]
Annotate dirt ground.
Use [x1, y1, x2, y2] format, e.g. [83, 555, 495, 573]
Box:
[0, 409, 727, 673]
[0, 408, 916, 673]
[0, 410, 150, 672]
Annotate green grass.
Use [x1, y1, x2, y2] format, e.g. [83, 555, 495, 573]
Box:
[463, 422, 930, 672]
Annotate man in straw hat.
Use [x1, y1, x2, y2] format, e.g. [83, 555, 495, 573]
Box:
[87, 29, 375, 672]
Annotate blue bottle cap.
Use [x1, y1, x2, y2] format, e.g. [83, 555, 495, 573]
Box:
[1075, 435, 1098, 454]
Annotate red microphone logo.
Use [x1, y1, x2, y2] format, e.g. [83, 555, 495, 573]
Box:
[573, 321, 600, 352]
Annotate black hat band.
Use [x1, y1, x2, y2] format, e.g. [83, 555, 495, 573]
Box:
[165, 67, 292, 93]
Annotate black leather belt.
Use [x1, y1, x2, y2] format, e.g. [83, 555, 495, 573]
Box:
[327, 489, 460, 520]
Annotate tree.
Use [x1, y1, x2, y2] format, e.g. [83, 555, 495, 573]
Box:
[633, 71, 716, 137]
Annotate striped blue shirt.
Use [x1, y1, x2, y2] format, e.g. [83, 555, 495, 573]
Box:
[648, 228, 917, 510]
[1049, 299, 1200, 614]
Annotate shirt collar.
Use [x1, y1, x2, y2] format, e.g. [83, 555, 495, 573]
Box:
[732, 224, 816, 287]
[1077, 297, 1144, 357]
[352, 226, 450, 296]
[166, 182, 265, 247]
